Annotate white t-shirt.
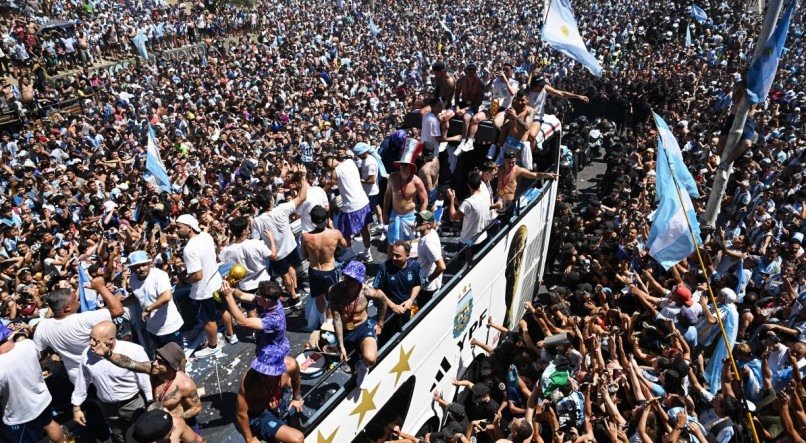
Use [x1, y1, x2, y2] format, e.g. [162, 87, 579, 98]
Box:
[528, 88, 548, 120]
[33, 309, 112, 384]
[0, 339, 52, 425]
[130, 268, 184, 336]
[336, 160, 369, 213]
[356, 155, 380, 196]
[219, 239, 272, 291]
[491, 77, 520, 109]
[421, 112, 441, 147]
[417, 229, 443, 292]
[296, 186, 329, 233]
[183, 231, 223, 301]
[252, 202, 297, 260]
[459, 191, 491, 245]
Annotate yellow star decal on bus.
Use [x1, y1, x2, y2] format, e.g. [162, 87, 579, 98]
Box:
[389, 345, 415, 386]
[317, 427, 339, 443]
[350, 383, 380, 427]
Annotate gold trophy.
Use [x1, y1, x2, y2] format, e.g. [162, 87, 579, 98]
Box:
[490, 98, 500, 116]
[213, 264, 249, 303]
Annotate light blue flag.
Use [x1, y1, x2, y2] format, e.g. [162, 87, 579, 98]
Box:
[691, 4, 708, 24]
[746, 0, 796, 103]
[132, 29, 149, 60]
[369, 16, 379, 36]
[685, 23, 692, 47]
[146, 125, 172, 193]
[652, 112, 699, 199]
[77, 262, 97, 312]
[541, 0, 603, 77]
[440, 15, 457, 43]
[647, 113, 702, 269]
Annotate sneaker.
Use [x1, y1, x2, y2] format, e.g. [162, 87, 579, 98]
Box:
[360, 249, 372, 262]
[461, 138, 475, 152]
[486, 144, 497, 159]
[194, 343, 222, 358]
[283, 296, 302, 310]
[225, 333, 239, 344]
[371, 224, 386, 235]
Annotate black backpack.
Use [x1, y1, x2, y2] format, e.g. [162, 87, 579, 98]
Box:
[706, 418, 748, 443]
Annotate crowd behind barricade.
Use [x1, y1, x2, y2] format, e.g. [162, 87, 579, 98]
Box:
[0, 0, 805, 441]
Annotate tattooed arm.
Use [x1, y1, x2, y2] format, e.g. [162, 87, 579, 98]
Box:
[106, 351, 152, 373]
[181, 382, 203, 419]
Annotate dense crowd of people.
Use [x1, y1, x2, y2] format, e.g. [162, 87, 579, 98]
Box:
[0, 0, 804, 441]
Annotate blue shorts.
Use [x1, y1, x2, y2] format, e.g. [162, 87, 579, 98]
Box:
[150, 330, 183, 349]
[249, 409, 284, 441]
[271, 249, 301, 277]
[309, 267, 341, 298]
[195, 298, 222, 324]
[1, 402, 53, 443]
[344, 318, 377, 351]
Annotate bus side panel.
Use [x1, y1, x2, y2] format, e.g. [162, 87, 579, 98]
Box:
[306, 182, 558, 442]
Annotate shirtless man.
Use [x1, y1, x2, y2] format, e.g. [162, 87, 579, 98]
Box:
[104, 343, 204, 435]
[497, 149, 558, 209]
[417, 142, 440, 211]
[493, 89, 536, 167]
[301, 205, 348, 331]
[126, 409, 205, 443]
[431, 61, 456, 109]
[236, 355, 304, 443]
[383, 153, 428, 248]
[453, 62, 485, 144]
[328, 261, 388, 380]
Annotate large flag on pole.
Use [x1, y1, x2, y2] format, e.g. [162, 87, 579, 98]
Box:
[146, 125, 172, 193]
[746, 0, 796, 103]
[77, 262, 98, 312]
[652, 112, 699, 199]
[647, 112, 702, 269]
[691, 4, 709, 23]
[541, 0, 603, 77]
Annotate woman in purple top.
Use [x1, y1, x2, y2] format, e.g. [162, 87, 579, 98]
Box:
[220, 280, 290, 376]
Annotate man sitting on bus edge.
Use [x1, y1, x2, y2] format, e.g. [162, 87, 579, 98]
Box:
[373, 240, 423, 342]
[328, 261, 388, 384]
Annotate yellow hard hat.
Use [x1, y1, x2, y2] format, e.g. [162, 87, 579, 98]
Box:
[227, 264, 248, 284]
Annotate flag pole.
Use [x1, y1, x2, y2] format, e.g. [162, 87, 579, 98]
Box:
[701, 0, 785, 229]
[658, 121, 761, 443]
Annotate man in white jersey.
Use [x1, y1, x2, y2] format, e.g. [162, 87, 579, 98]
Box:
[324, 153, 373, 262]
[251, 169, 309, 308]
[0, 323, 65, 443]
[220, 216, 275, 318]
[128, 250, 184, 351]
[33, 276, 125, 384]
[526, 76, 588, 145]
[177, 214, 224, 358]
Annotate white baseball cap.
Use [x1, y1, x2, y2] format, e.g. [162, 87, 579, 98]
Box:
[176, 214, 201, 233]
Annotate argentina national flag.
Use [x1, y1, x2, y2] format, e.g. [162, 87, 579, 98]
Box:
[647, 112, 702, 269]
[146, 125, 172, 193]
[691, 4, 709, 23]
[746, 0, 796, 103]
[541, 0, 603, 77]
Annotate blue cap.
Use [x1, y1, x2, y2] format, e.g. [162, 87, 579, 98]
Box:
[127, 250, 151, 267]
[352, 142, 372, 156]
[342, 261, 366, 283]
[0, 323, 12, 342]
